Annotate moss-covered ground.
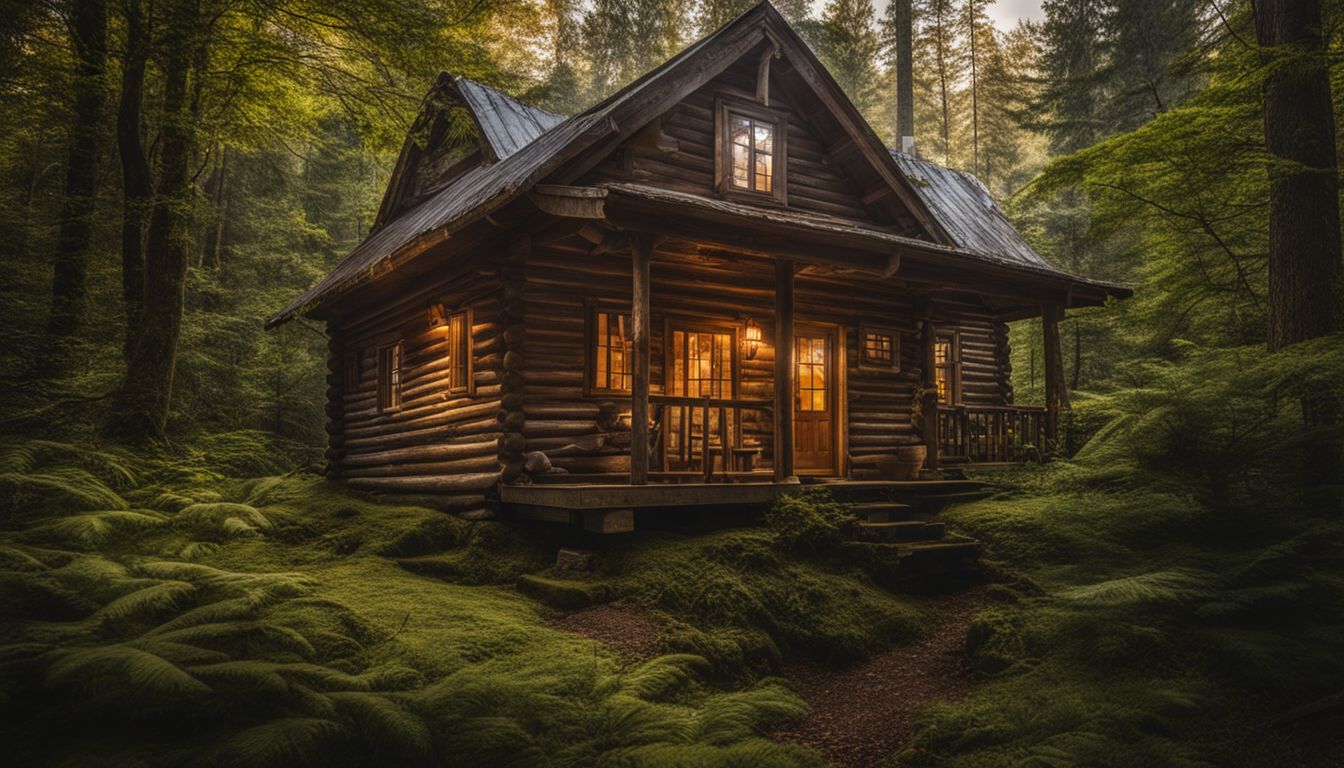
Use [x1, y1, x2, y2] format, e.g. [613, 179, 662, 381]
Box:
[0, 439, 938, 767]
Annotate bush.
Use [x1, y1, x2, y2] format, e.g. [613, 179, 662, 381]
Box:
[761, 487, 857, 554]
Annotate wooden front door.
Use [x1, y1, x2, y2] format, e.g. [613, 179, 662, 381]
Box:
[794, 329, 836, 473]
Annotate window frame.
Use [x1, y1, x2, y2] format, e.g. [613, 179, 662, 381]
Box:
[714, 97, 788, 206]
[933, 330, 961, 406]
[376, 341, 403, 413]
[343, 349, 363, 393]
[585, 300, 635, 396]
[663, 318, 740, 401]
[859, 324, 900, 370]
[443, 308, 474, 395]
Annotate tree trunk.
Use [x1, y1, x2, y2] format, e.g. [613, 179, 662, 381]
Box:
[106, 0, 199, 441]
[1256, 0, 1342, 349]
[45, 0, 107, 350]
[117, 0, 151, 363]
[1255, 0, 1343, 485]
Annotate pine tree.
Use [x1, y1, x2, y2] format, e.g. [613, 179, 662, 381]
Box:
[962, 0, 992, 176]
[912, 0, 966, 165]
[817, 0, 882, 117]
[1036, 0, 1106, 153]
[1100, 0, 1201, 133]
[582, 0, 690, 100]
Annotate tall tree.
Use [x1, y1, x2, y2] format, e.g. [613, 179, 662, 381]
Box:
[817, 0, 881, 117]
[962, 0, 991, 175]
[1100, 0, 1201, 132]
[107, 0, 201, 440]
[1035, 0, 1105, 154]
[45, 0, 107, 348]
[913, 0, 965, 165]
[1255, 0, 1342, 349]
[117, 0, 151, 362]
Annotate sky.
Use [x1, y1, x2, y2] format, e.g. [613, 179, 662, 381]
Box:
[813, 0, 1046, 34]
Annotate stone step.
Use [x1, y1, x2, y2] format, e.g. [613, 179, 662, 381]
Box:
[849, 501, 925, 522]
[856, 520, 947, 543]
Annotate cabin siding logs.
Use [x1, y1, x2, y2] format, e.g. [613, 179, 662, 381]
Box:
[516, 231, 1014, 479]
[582, 56, 893, 226]
[498, 236, 528, 484]
[327, 255, 505, 517]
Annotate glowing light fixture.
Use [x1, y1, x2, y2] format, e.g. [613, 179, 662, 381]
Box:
[743, 316, 761, 360]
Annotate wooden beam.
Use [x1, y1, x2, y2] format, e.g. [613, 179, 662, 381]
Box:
[630, 235, 654, 485]
[756, 33, 780, 105]
[918, 295, 940, 472]
[774, 259, 796, 482]
[1042, 303, 1068, 452]
[528, 184, 608, 219]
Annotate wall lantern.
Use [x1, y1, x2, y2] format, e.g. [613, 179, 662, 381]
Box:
[743, 316, 761, 360]
[427, 301, 447, 327]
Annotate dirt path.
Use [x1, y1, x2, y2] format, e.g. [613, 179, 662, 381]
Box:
[549, 602, 664, 663]
[774, 588, 985, 767]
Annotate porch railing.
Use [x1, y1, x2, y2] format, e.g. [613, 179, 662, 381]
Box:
[937, 405, 1046, 464]
[651, 395, 773, 482]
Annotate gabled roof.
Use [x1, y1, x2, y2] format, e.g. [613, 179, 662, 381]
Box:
[456, 77, 566, 160]
[268, 2, 1124, 329]
[890, 151, 1054, 271]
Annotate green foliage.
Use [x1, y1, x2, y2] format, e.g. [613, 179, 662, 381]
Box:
[0, 441, 823, 767]
[761, 487, 858, 554]
[900, 340, 1344, 766]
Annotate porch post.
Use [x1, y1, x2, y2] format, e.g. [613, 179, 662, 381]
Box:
[630, 235, 653, 485]
[774, 259, 796, 482]
[1042, 303, 1068, 452]
[918, 296, 940, 472]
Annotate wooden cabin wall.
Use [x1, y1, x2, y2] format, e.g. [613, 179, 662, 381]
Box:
[520, 232, 1013, 476]
[325, 254, 506, 517]
[581, 56, 892, 225]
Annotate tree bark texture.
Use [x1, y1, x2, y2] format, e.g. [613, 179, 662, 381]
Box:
[1256, 0, 1342, 350]
[117, 0, 151, 363]
[108, 0, 200, 441]
[893, 0, 914, 144]
[46, 0, 108, 346]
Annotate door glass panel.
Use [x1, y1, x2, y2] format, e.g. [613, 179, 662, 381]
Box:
[667, 329, 735, 470]
[796, 335, 828, 413]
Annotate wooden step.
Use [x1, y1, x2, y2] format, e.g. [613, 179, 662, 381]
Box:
[899, 535, 982, 558]
[856, 520, 947, 543]
[849, 501, 924, 522]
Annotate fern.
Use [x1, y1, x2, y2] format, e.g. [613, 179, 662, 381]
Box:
[605, 654, 708, 700]
[92, 581, 197, 625]
[1058, 568, 1219, 607]
[151, 620, 317, 658]
[211, 717, 346, 768]
[24, 510, 165, 548]
[0, 468, 128, 513]
[46, 644, 210, 696]
[329, 691, 434, 760]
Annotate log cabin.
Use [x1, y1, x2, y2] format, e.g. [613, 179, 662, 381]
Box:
[267, 2, 1129, 530]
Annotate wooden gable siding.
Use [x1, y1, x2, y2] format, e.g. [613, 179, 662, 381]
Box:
[519, 230, 1012, 476]
[581, 56, 895, 226]
[323, 252, 508, 515]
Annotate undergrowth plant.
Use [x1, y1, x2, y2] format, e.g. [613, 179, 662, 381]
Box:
[0, 438, 822, 767]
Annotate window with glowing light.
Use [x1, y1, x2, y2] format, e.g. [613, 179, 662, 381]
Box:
[717, 99, 787, 204]
[860, 325, 898, 369]
[377, 342, 402, 412]
[934, 333, 960, 405]
[590, 308, 633, 394]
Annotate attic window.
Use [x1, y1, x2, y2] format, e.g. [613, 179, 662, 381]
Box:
[730, 115, 774, 193]
[717, 99, 787, 204]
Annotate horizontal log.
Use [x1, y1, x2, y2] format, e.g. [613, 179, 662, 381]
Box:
[345, 473, 499, 494]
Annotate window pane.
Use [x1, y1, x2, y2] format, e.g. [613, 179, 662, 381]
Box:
[755, 153, 773, 193]
[732, 143, 750, 187]
[732, 116, 751, 146]
[754, 123, 773, 153]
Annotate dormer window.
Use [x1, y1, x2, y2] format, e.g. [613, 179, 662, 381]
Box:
[717, 98, 787, 205]
[730, 115, 775, 193]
